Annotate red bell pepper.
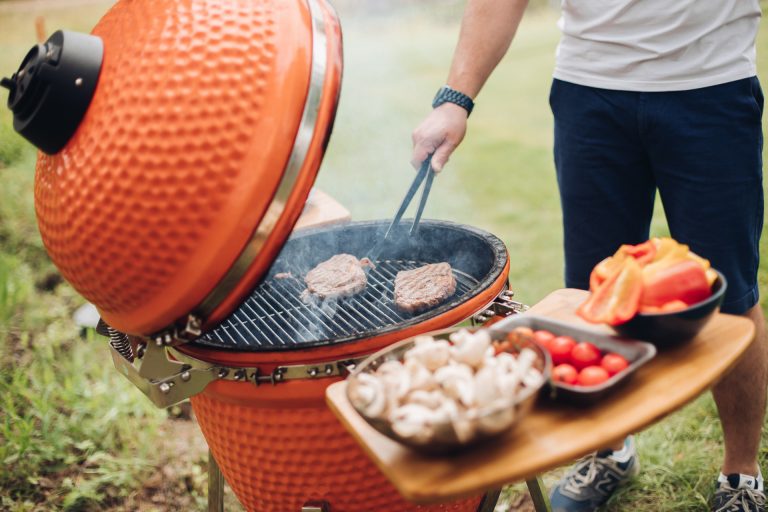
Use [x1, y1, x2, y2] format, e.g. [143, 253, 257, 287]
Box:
[641, 259, 711, 307]
[589, 241, 658, 291]
[639, 299, 688, 314]
[620, 240, 657, 266]
[578, 257, 643, 326]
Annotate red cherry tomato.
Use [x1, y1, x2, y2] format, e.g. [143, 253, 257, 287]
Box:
[570, 342, 602, 370]
[552, 363, 578, 385]
[577, 365, 611, 386]
[548, 335, 577, 366]
[601, 353, 629, 376]
[533, 330, 556, 350]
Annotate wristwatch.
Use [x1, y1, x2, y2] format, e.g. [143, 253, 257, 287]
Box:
[432, 85, 475, 117]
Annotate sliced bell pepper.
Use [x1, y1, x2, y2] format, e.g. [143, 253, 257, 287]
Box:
[589, 256, 622, 291]
[589, 241, 656, 291]
[641, 259, 711, 307]
[639, 299, 688, 314]
[685, 251, 719, 286]
[578, 257, 643, 326]
[650, 237, 680, 261]
[619, 240, 657, 266]
[704, 268, 718, 287]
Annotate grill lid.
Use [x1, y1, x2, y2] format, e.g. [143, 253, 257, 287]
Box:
[2, 0, 343, 337]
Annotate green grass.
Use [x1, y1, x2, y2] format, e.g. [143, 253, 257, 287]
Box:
[0, 235, 168, 509]
[0, 156, 168, 510]
[0, 4, 171, 510]
[0, 2, 767, 511]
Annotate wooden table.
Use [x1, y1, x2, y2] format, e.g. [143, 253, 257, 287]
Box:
[325, 289, 756, 509]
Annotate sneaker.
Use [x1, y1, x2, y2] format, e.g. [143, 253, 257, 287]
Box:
[549, 436, 639, 512]
[712, 472, 766, 512]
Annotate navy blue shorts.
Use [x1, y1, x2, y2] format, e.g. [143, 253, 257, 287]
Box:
[549, 77, 764, 315]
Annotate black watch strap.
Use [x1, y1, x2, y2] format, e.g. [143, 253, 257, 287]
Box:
[432, 85, 474, 116]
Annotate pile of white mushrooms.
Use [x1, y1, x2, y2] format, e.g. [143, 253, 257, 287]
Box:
[348, 328, 544, 445]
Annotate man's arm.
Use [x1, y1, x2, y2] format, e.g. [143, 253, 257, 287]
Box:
[411, 0, 529, 172]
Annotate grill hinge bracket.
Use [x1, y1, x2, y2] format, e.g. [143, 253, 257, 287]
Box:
[473, 289, 530, 325]
[106, 327, 367, 408]
[148, 313, 205, 348]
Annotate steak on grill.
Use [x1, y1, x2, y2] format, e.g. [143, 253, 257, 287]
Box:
[303, 254, 369, 301]
[394, 262, 456, 313]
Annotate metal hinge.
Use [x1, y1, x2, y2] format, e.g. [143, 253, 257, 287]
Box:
[473, 289, 530, 325]
[148, 313, 204, 348]
[108, 333, 365, 408]
[302, 501, 330, 512]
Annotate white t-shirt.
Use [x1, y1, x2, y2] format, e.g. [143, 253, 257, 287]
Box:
[554, 1, 761, 91]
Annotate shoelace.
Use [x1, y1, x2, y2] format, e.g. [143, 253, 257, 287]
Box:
[715, 485, 766, 512]
[562, 453, 602, 493]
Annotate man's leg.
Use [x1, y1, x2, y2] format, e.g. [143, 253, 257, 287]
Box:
[644, 76, 765, 510]
[549, 79, 656, 289]
[713, 304, 767, 476]
[548, 78, 652, 512]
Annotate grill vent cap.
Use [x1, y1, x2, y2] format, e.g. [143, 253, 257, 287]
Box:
[2, 30, 103, 155]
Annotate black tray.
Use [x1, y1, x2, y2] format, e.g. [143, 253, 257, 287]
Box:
[489, 315, 657, 406]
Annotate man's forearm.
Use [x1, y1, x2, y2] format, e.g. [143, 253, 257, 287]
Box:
[446, 0, 529, 98]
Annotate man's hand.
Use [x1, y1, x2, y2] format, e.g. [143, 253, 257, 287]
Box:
[411, 103, 468, 173]
[409, 0, 527, 173]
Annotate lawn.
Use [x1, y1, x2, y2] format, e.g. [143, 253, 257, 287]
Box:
[0, 1, 767, 511]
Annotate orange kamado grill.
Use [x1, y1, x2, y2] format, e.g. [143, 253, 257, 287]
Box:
[2, 1, 525, 510]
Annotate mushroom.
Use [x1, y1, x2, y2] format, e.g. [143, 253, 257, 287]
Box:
[349, 372, 386, 418]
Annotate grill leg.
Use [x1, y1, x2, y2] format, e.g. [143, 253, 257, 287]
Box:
[526, 476, 552, 512]
[208, 449, 225, 512]
[477, 489, 502, 512]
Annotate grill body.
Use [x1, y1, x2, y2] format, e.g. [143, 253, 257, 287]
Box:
[192, 386, 483, 512]
[178, 220, 509, 511]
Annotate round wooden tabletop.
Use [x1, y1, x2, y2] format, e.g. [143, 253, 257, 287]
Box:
[325, 288, 756, 504]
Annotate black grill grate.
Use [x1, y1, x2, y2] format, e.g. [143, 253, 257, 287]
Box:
[196, 259, 479, 349]
[189, 219, 509, 352]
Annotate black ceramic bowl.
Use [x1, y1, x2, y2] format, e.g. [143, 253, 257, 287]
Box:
[614, 270, 727, 347]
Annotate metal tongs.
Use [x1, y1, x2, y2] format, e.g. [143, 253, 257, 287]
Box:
[368, 154, 436, 262]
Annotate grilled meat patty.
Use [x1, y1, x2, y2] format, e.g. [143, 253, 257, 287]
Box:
[303, 254, 368, 300]
[394, 262, 456, 313]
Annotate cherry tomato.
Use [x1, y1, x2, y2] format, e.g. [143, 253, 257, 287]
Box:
[514, 326, 535, 337]
[493, 340, 511, 355]
[601, 353, 629, 376]
[570, 342, 602, 370]
[548, 335, 576, 366]
[533, 330, 556, 350]
[577, 365, 611, 386]
[552, 364, 578, 385]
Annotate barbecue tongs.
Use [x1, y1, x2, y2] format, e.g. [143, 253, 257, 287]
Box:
[368, 155, 436, 262]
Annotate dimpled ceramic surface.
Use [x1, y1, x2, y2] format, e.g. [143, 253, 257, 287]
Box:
[192, 388, 483, 512]
[34, 0, 325, 334]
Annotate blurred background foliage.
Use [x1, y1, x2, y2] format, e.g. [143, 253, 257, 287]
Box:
[0, 0, 766, 510]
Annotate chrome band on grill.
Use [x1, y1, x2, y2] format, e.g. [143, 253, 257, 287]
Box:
[159, 0, 334, 342]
